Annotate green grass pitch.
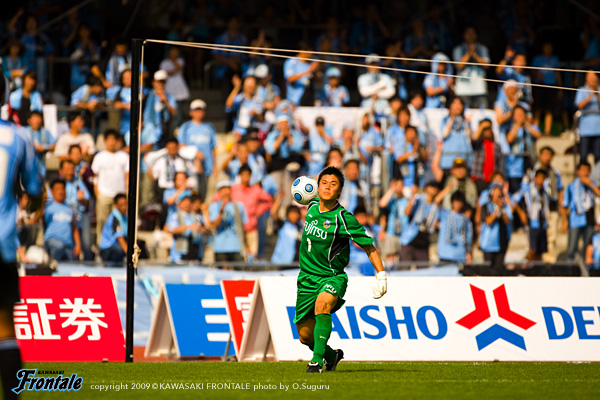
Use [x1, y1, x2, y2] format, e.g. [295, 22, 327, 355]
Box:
[12, 361, 600, 399]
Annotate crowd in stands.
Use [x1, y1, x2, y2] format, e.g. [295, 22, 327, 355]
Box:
[4, 1, 600, 273]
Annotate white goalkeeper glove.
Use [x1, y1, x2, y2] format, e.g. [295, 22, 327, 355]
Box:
[372, 271, 387, 299]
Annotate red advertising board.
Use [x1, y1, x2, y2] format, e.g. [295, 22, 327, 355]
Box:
[221, 280, 255, 354]
[15, 276, 125, 362]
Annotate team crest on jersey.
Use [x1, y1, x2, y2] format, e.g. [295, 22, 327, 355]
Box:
[323, 220, 332, 229]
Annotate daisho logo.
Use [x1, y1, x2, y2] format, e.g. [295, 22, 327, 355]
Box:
[456, 284, 536, 351]
[12, 369, 83, 395]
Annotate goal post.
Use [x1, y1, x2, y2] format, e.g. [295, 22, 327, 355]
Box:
[125, 38, 144, 363]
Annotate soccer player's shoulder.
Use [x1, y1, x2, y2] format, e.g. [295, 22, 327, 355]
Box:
[307, 197, 320, 210]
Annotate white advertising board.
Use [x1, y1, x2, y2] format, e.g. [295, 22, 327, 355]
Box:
[240, 277, 600, 362]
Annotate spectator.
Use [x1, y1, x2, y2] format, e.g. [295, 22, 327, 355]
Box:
[190, 195, 210, 261]
[143, 70, 177, 146]
[471, 119, 504, 193]
[532, 146, 563, 261]
[306, 116, 333, 178]
[91, 130, 129, 245]
[495, 79, 529, 138]
[111, 69, 132, 135]
[386, 106, 413, 162]
[25, 111, 55, 178]
[231, 164, 273, 259]
[514, 169, 551, 261]
[147, 138, 195, 196]
[438, 97, 472, 171]
[44, 179, 81, 261]
[20, 15, 54, 93]
[452, 27, 490, 108]
[358, 113, 384, 185]
[378, 179, 408, 263]
[575, 70, 600, 163]
[68, 24, 100, 90]
[105, 38, 131, 87]
[326, 147, 344, 170]
[225, 75, 262, 139]
[166, 194, 203, 263]
[562, 162, 600, 261]
[178, 99, 218, 200]
[160, 46, 190, 125]
[54, 112, 95, 161]
[349, 4, 389, 54]
[433, 155, 478, 211]
[400, 181, 439, 262]
[70, 76, 105, 117]
[271, 205, 302, 264]
[394, 125, 427, 191]
[209, 180, 248, 262]
[17, 193, 42, 250]
[532, 42, 562, 135]
[358, 54, 396, 121]
[434, 190, 473, 264]
[254, 64, 281, 114]
[502, 105, 542, 193]
[244, 132, 267, 184]
[283, 43, 319, 106]
[317, 67, 350, 107]
[99, 194, 128, 265]
[475, 172, 507, 230]
[163, 172, 192, 222]
[340, 159, 371, 214]
[2, 39, 27, 90]
[384, 95, 403, 128]
[424, 53, 453, 109]
[336, 124, 364, 165]
[68, 144, 93, 195]
[585, 216, 600, 273]
[480, 183, 513, 275]
[496, 48, 532, 105]
[8, 71, 42, 126]
[349, 207, 379, 271]
[54, 159, 93, 261]
[222, 141, 252, 182]
[211, 17, 247, 82]
[264, 115, 304, 201]
[407, 92, 430, 141]
[316, 16, 344, 53]
[405, 19, 435, 69]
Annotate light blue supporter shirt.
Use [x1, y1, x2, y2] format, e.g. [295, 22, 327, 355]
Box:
[44, 201, 74, 247]
[575, 85, 600, 137]
[437, 208, 472, 262]
[284, 58, 312, 106]
[209, 201, 248, 253]
[177, 120, 217, 175]
[270, 220, 301, 264]
[439, 116, 472, 169]
[26, 126, 56, 178]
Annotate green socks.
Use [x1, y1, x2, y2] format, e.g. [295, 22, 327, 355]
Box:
[311, 313, 333, 366]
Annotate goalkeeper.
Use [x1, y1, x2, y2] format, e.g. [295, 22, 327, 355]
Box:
[295, 166, 387, 373]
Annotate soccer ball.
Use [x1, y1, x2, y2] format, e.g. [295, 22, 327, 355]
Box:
[291, 176, 318, 205]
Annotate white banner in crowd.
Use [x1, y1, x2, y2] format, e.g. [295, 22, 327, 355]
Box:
[239, 277, 600, 362]
[295, 107, 499, 142]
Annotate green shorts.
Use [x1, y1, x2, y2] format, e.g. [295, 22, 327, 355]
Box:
[293, 270, 348, 324]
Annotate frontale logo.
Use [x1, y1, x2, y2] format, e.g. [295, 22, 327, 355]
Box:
[12, 369, 83, 394]
[457, 284, 536, 351]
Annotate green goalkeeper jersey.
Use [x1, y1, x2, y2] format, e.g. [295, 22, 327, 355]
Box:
[299, 198, 374, 277]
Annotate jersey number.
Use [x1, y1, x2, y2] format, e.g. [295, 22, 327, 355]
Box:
[307, 238, 312, 252]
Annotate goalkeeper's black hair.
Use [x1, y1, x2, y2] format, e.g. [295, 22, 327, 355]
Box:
[318, 166, 345, 190]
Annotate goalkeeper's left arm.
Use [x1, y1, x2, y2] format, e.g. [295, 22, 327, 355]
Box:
[362, 244, 387, 299]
